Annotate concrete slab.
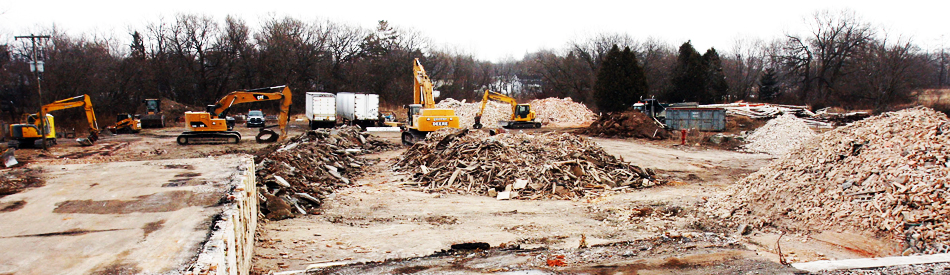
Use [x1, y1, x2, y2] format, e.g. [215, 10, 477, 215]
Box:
[0, 155, 253, 275]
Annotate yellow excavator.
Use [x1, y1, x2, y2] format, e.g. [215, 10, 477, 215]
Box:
[8, 94, 100, 148]
[472, 90, 541, 129]
[401, 58, 460, 145]
[177, 85, 291, 145]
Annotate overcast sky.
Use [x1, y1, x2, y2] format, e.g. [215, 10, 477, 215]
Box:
[1, 1, 947, 62]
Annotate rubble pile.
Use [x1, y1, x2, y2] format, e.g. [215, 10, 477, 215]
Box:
[253, 127, 399, 220]
[712, 107, 950, 254]
[742, 114, 817, 156]
[436, 98, 511, 128]
[395, 130, 662, 199]
[576, 111, 671, 140]
[0, 167, 43, 198]
[527, 97, 597, 126]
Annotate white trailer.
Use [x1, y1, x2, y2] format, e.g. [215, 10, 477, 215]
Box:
[335, 92, 380, 127]
[306, 92, 337, 129]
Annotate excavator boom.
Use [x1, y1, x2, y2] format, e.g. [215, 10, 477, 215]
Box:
[472, 90, 540, 129]
[9, 94, 100, 148]
[412, 58, 436, 108]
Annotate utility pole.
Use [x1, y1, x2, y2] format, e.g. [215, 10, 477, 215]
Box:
[15, 34, 51, 149]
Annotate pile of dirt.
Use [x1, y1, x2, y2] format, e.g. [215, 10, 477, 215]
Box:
[253, 127, 400, 220]
[528, 97, 597, 127]
[741, 114, 817, 156]
[395, 129, 663, 199]
[711, 107, 950, 254]
[135, 98, 201, 126]
[0, 167, 44, 198]
[576, 111, 671, 140]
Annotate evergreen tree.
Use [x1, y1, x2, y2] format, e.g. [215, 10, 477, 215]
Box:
[758, 68, 780, 101]
[669, 41, 705, 103]
[703, 48, 728, 103]
[594, 45, 647, 112]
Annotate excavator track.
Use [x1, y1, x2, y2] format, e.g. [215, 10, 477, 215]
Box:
[177, 131, 241, 145]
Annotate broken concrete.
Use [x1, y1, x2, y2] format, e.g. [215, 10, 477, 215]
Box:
[0, 155, 256, 275]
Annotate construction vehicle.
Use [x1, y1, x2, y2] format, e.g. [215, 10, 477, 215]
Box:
[472, 90, 541, 129]
[140, 98, 165, 128]
[177, 85, 291, 145]
[401, 58, 460, 145]
[7, 94, 100, 148]
[106, 113, 142, 134]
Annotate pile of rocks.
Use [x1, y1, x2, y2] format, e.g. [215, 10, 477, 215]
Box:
[435, 97, 597, 128]
[576, 111, 671, 140]
[395, 129, 662, 199]
[742, 114, 817, 156]
[253, 127, 399, 220]
[711, 107, 950, 254]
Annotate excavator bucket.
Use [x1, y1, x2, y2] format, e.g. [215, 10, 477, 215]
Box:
[2, 148, 17, 167]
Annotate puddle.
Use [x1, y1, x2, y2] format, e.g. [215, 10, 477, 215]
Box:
[53, 190, 223, 214]
[142, 219, 165, 238]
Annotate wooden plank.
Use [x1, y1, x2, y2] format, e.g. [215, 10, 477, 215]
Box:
[791, 253, 950, 272]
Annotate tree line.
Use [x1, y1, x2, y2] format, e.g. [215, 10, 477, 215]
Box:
[0, 10, 947, 123]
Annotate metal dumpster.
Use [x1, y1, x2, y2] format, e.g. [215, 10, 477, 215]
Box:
[665, 107, 726, 131]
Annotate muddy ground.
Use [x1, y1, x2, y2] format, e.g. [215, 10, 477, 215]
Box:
[0, 123, 903, 274]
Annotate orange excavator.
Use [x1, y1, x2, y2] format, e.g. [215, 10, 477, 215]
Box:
[177, 85, 291, 145]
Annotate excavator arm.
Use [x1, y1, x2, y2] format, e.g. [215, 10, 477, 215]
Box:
[412, 58, 436, 108]
[208, 85, 292, 141]
[39, 94, 100, 143]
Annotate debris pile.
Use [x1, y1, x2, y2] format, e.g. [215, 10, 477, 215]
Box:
[254, 127, 399, 220]
[741, 114, 816, 156]
[435, 98, 511, 128]
[395, 130, 662, 199]
[0, 167, 43, 198]
[711, 107, 950, 254]
[576, 111, 671, 140]
[528, 97, 597, 127]
[435, 97, 597, 128]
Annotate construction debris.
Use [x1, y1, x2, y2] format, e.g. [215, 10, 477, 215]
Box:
[0, 167, 43, 198]
[711, 107, 950, 254]
[436, 97, 596, 128]
[253, 126, 399, 220]
[742, 114, 817, 156]
[395, 130, 662, 199]
[576, 111, 671, 140]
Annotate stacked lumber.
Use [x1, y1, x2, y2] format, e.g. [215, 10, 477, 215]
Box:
[253, 126, 399, 220]
[395, 130, 662, 199]
[742, 114, 817, 156]
[528, 97, 597, 127]
[576, 111, 671, 140]
[711, 107, 950, 254]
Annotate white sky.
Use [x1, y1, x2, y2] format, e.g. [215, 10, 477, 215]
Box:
[1, 1, 947, 62]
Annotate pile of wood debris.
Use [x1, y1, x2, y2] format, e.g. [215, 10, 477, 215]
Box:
[395, 129, 662, 199]
[576, 111, 671, 140]
[711, 107, 950, 254]
[742, 114, 816, 156]
[253, 127, 399, 220]
[435, 97, 596, 128]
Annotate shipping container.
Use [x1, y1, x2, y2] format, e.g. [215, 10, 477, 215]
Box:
[336, 92, 380, 127]
[306, 92, 337, 129]
[665, 107, 726, 131]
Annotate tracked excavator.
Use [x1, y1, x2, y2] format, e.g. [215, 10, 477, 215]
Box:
[471, 90, 541, 129]
[177, 85, 292, 145]
[106, 113, 141, 134]
[7, 94, 100, 148]
[401, 58, 460, 145]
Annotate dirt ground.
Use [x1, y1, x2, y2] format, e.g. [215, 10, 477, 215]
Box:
[0, 122, 903, 274]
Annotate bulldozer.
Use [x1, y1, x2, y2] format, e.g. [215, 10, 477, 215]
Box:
[400, 58, 460, 145]
[105, 113, 141, 134]
[472, 90, 541, 129]
[177, 85, 291, 145]
[140, 98, 165, 128]
[7, 94, 100, 148]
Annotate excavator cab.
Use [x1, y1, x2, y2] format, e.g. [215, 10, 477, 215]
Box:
[514, 104, 532, 120]
[406, 104, 423, 128]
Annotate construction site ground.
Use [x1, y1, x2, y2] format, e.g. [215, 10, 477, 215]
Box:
[0, 122, 903, 274]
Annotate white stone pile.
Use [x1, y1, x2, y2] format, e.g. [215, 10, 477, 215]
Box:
[742, 114, 817, 156]
[435, 97, 597, 128]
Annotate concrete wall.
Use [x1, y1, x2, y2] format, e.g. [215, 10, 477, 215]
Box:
[186, 157, 258, 275]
